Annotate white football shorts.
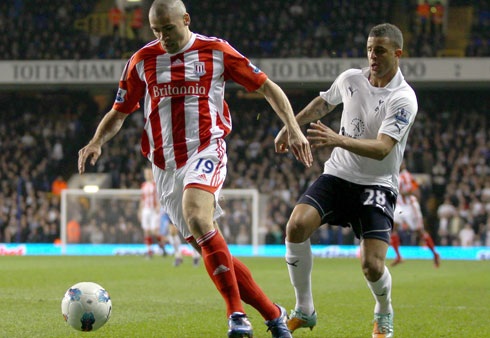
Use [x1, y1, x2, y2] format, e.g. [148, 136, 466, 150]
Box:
[152, 140, 227, 240]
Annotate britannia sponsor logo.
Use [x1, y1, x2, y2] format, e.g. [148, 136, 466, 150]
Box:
[152, 83, 206, 97]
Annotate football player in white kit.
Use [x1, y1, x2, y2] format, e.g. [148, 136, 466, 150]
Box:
[275, 23, 417, 338]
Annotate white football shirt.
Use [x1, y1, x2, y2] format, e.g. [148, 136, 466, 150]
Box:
[320, 67, 418, 193]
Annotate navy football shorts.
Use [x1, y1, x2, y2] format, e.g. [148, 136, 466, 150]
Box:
[297, 174, 397, 243]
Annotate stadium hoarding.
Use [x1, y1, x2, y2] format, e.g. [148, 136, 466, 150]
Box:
[1, 243, 489, 260]
[0, 58, 489, 88]
[0, 60, 126, 85]
[255, 57, 490, 83]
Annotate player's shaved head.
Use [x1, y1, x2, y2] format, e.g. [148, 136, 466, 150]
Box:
[150, 0, 186, 18]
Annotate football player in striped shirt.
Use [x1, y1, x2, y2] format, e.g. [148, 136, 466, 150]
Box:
[78, 1, 312, 337]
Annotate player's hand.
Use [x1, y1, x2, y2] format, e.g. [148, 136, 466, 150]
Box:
[78, 142, 102, 174]
[287, 129, 313, 168]
[307, 120, 338, 149]
[274, 127, 289, 153]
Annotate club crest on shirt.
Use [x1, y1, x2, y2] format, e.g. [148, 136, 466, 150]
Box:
[341, 118, 365, 138]
[115, 88, 127, 103]
[193, 61, 206, 77]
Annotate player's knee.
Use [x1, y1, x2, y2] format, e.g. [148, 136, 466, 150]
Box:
[362, 258, 385, 282]
[286, 213, 316, 243]
[185, 213, 211, 234]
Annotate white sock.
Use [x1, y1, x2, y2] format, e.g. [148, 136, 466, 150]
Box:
[170, 235, 182, 258]
[286, 239, 314, 315]
[366, 266, 393, 314]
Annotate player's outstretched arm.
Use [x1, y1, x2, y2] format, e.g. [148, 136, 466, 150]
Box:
[78, 109, 128, 174]
[257, 79, 313, 167]
[274, 95, 335, 156]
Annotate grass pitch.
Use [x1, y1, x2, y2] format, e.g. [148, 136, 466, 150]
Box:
[0, 255, 488, 338]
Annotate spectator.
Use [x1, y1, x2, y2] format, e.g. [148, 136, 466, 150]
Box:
[130, 6, 144, 40]
[235, 225, 251, 245]
[67, 217, 81, 243]
[459, 222, 475, 246]
[416, 0, 431, 34]
[431, 1, 445, 35]
[265, 223, 284, 245]
[51, 176, 67, 196]
[108, 5, 123, 37]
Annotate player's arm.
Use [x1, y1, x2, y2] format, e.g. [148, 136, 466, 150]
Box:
[274, 95, 336, 154]
[295, 96, 337, 126]
[78, 108, 128, 174]
[307, 121, 397, 160]
[256, 78, 313, 167]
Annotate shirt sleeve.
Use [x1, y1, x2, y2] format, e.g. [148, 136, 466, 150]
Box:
[319, 69, 354, 105]
[113, 57, 146, 114]
[379, 90, 418, 142]
[221, 42, 268, 92]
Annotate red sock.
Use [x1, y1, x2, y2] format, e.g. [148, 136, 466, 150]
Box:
[198, 230, 243, 316]
[390, 232, 402, 260]
[232, 257, 280, 320]
[423, 232, 436, 253]
[155, 235, 163, 247]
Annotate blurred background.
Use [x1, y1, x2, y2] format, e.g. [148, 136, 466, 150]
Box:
[0, 0, 489, 252]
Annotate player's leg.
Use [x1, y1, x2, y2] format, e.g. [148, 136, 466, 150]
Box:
[141, 208, 154, 257]
[361, 239, 392, 313]
[187, 231, 291, 337]
[412, 201, 440, 267]
[184, 188, 257, 338]
[183, 188, 243, 315]
[191, 247, 200, 266]
[144, 231, 154, 257]
[153, 211, 167, 257]
[358, 188, 396, 338]
[391, 204, 408, 266]
[390, 223, 403, 266]
[286, 174, 347, 332]
[169, 224, 183, 266]
[361, 238, 394, 338]
[285, 203, 322, 332]
[422, 230, 440, 267]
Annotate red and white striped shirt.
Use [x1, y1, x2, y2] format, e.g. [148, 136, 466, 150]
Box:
[141, 181, 159, 209]
[113, 33, 268, 170]
[397, 168, 419, 206]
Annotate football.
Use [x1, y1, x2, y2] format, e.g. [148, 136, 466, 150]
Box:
[61, 281, 112, 331]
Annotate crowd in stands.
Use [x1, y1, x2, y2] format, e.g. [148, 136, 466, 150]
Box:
[1, 1, 489, 247]
[466, 0, 490, 57]
[1, 89, 489, 247]
[406, 0, 446, 57]
[5, 0, 488, 59]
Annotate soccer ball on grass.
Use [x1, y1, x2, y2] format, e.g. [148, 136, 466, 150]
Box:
[61, 281, 112, 331]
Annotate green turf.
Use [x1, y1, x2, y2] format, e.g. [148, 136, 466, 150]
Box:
[0, 256, 488, 338]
